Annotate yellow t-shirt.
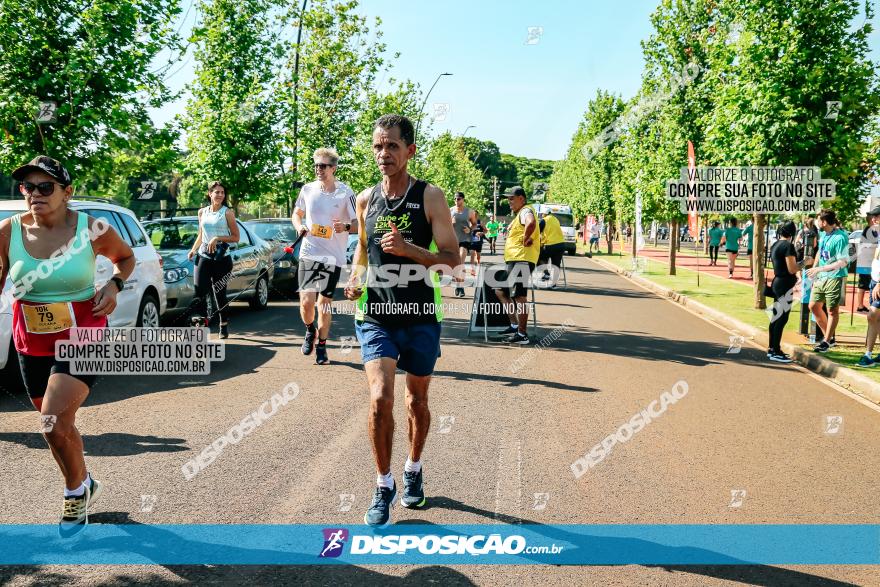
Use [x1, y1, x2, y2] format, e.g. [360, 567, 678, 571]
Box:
[505, 206, 541, 263]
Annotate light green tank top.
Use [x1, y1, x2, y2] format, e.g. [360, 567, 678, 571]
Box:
[8, 211, 96, 303]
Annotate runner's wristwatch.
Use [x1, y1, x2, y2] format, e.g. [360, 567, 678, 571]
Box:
[110, 276, 125, 292]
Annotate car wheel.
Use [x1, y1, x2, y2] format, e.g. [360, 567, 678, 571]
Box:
[136, 293, 161, 327]
[249, 273, 269, 310]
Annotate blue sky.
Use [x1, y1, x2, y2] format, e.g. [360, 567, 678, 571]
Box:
[150, 0, 880, 162]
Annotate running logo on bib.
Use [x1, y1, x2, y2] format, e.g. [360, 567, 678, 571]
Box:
[311, 224, 332, 239]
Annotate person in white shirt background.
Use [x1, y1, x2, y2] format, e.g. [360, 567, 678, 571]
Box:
[855, 208, 880, 313]
[292, 147, 357, 365]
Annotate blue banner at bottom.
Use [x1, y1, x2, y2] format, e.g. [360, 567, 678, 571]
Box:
[1, 524, 878, 565]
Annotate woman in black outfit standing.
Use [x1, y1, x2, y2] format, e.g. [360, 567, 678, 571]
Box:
[767, 220, 800, 363]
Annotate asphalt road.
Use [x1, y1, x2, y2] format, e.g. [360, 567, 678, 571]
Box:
[2, 251, 879, 586]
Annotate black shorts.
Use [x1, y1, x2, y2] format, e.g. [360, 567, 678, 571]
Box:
[18, 353, 97, 399]
[487, 236, 497, 243]
[496, 261, 535, 299]
[859, 273, 872, 290]
[458, 240, 472, 251]
[297, 259, 342, 298]
[471, 241, 483, 253]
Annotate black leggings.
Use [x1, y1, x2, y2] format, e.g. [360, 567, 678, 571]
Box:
[768, 277, 796, 353]
[194, 254, 233, 323]
[539, 243, 565, 272]
[709, 245, 719, 263]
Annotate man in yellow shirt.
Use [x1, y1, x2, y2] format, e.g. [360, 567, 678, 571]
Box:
[538, 211, 566, 287]
[494, 186, 539, 344]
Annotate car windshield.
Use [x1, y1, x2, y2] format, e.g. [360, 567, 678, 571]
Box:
[249, 222, 297, 242]
[142, 220, 200, 250]
[553, 213, 574, 227]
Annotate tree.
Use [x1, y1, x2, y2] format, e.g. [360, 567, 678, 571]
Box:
[345, 79, 427, 192]
[549, 89, 626, 253]
[277, 0, 390, 193]
[0, 0, 182, 181]
[702, 0, 880, 307]
[424, 133, 487, 211]
[181, 0, 283, 209]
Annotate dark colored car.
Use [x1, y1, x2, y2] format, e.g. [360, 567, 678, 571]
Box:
[142, 216, 275, 324]
[244, 219, 302, 299]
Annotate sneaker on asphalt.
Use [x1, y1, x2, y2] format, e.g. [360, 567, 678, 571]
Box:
[364, 483, 396, 527]
[58, 492, 90, 538]
[769, 352, 793, 363]
[315, 343, 329, 365]
[813, 340, 830, 353]
[505, 332, 530, 345]
[301, 328, 316, 355]
[496, 325, 517, 336]
[857, 355, 877, 368]
[400, 469, 426, 509]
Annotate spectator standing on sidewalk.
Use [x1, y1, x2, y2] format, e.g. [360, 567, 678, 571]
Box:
[807, 209, 850, 353]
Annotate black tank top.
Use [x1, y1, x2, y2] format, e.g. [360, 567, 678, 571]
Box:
[356, 179, 442, 327]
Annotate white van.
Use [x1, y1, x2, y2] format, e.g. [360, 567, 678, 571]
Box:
[535, 203, 577, 254]
[0, 199, 167, 389]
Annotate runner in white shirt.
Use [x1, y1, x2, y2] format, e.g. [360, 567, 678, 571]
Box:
[292, 147, 356, 365]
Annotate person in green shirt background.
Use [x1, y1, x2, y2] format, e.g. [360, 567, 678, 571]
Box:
[486, 214, 500, 255]
[743, 221, 755, 278]
[720, 218, 743, 278]
[807, 209, 851, 353]
[707, 220, 724, 266]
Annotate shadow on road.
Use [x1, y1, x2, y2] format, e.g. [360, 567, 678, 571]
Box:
[0, 512, 476, 587]
[0, 432, 188, 457]
[407, 497, 857, 587]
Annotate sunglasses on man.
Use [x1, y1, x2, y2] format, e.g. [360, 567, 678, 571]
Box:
[19, 181, 63, 197]
[314, 163, 335, 170]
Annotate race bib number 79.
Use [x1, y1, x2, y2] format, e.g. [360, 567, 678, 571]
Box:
[22, 302, 76, 334]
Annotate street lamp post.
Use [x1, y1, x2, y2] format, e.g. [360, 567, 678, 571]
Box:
[462, 125, 476, 137]
[414, 72, 452, 144]
[288, 0, 309, 216]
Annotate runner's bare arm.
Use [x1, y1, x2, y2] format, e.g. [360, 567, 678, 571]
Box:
[522, 210, 537, 245]
[189, 208, 204, 259]
[344, 188, 372, 297]
[0, 219, 11, 300]
[89, 216, 135, 317]
[292, 207, 307, 235]
[380, 184, 459, 270]
[222, 209, 240, 244]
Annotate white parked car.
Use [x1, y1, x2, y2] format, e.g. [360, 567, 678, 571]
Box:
[0, 198, 167, 388]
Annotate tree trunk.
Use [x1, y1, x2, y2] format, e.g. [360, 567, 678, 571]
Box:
[753, 214, 766, 310]
[676, 222, 682, 252]
[669, 218, 678, 276]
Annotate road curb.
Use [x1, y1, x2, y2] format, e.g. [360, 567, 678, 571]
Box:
[592, 256, 880, 405]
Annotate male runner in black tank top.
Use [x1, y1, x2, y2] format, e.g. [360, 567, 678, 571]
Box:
[344, 114, 459, 527]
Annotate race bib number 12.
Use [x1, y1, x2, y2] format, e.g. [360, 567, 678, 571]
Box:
[22, 302, 76, 334]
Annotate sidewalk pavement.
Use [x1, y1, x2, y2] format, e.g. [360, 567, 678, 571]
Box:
[633, 244, 869, 319]
[591, 254, 880, 405]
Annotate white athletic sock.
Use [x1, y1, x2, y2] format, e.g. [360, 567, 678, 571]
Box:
[377, 471, 394, 489]
[866, 351, 873, 358]
[404, 458, 421, 473]
[64, 483, 86, 497]
[510, 322, 517, 328]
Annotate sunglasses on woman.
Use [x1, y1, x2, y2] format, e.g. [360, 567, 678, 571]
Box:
[20, 181, 62, 196]
[314, 163, 334, 170]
